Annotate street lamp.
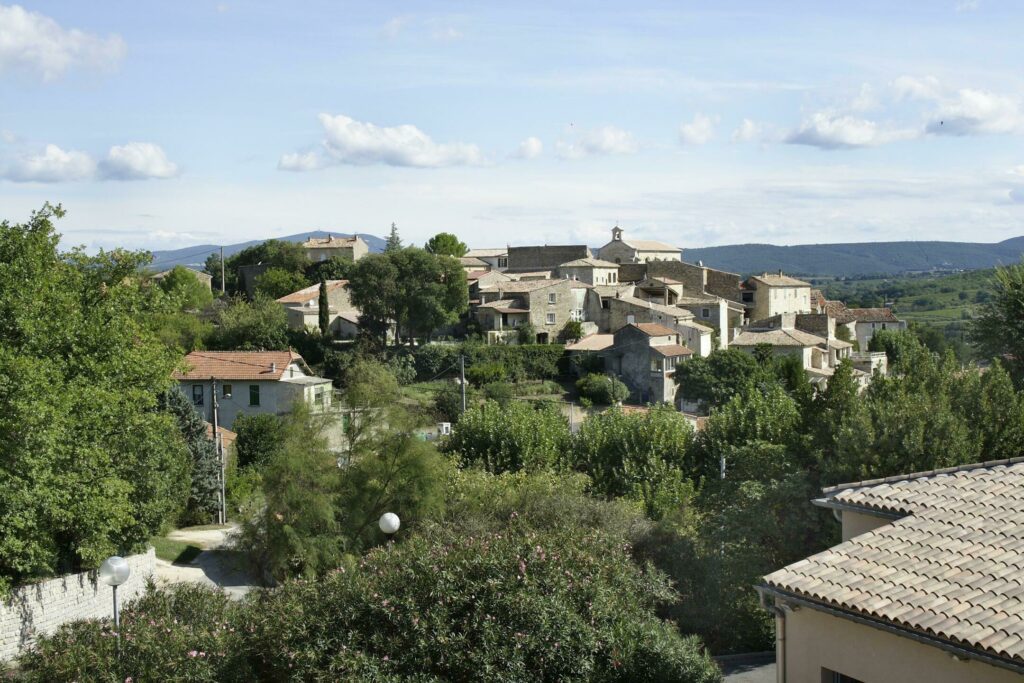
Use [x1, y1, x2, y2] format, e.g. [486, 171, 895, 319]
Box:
[378, 512, 400, 535]
[99, 556, 131, 655]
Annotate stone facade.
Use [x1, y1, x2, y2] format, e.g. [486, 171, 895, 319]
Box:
[596, 227, 681, 264]
[744, 273, 812, 321]
[605, 324, 691, 404]
[507, 245, 591, 272]
[0, 549, 155, 662]
[475, 279, 578, 343]
[303, 235, 369, 263]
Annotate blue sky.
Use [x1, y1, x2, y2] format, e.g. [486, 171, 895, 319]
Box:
[1, 1, 1023, 252]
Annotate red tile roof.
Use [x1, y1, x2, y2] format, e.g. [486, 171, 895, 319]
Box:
[847, 307, 901, 322]
[651, 343, 692, 357]
[173, 351, 304, 381]
[631, 323, 678, 337]
[276, 280, 349, 304]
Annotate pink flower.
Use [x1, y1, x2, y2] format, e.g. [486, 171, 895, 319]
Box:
[188, 650, 198, 658]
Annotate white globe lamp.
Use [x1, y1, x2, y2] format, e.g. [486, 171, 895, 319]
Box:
[99, 556, 131, 656]
[379, 512, 401, 535]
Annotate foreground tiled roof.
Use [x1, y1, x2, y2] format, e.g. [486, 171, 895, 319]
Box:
[847, 307, 901, 323]
[174, 351, 303, 381]
[731, 328, 825, 348]
[763, 458, 1024, 668]
[276, 280, 348, 304]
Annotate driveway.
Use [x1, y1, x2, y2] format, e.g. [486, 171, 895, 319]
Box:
[717, 653, 776, 683]
[154, 524, 260, 599]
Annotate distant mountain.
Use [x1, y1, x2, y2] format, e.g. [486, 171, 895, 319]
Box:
[148, 231, 386, 270]
[684, 237, 1024, 278]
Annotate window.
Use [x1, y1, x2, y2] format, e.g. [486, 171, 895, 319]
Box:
[249, 384, 260, 406]
[548, 293, 557, 304]
[602, 300, 610, 310]
[222, 384, 232, 398]
[610, 272, 617, 284]
[498, 256, 508, 268]
[191, 384, 204, 406]
[627, 314, 635, 324]
[742, 292, 754, 303]
[651, 358, 662, 373]
[546, 313, 556, 325]
[570, 309, 584, 322]
[701, 308, 710, 318]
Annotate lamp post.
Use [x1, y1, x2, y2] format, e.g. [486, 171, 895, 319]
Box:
[378, 512, 400, 536]
[99, 556, 131, 656]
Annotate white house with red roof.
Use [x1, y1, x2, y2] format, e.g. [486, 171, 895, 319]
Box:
[173, 350, 332, 429]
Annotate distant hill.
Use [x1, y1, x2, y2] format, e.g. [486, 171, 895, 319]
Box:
[684, 237, 1024, 278]
[148, 231, 386, 271]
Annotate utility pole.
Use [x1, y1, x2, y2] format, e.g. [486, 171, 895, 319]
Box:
[219, 246, 226, 296]
[211, 377, 226, 525]
[459, 355, 467, 414]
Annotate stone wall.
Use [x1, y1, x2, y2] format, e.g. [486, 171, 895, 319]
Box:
[0, 548, 156, 662]
[507, 245, 590, 272]
[617, 263, 647, 283]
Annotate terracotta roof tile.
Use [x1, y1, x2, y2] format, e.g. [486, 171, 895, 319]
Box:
[276, 280, 348, 304]
[631, 323, 679, 337]
[764, 458, 1024, 666]
[847, 307, 902, 322]
[174, 351, 304, 381]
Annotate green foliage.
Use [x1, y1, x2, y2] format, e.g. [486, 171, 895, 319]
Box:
[482, 381, 515, 405]
[387, 352, 417, 385]
[317, 279, 330, 335]
[412, 342, 566, 382]
[0, 205, 189, 593]
[205, 295, 289, 351]
[348, 249, 468, 344]
[574, 405, 696, 519]
[243, 523, 721, 683]
[18, 583, 253, 682]
[466, 360, 507, 386]
[220, 239, 310, 296]
[424, 231, 467, 257]
[305, 255, 352, 283]
[517, 322, 537, 344]
[434, 380, 471, 422]
[384, 221, 402, 252]
[233, 413, 286, 469]
[238, 406, 344, 582]
[972, 260, 1024, 383]
[157, 265, 214, 311]
[576, 373, 629, 405]
[675, 349, 763, 409]
[560, 319, 584, 343]
[446, 400, 571, 473]
[254, 267, 310, 300]
[148, 309, 212, 353]
[161, 388, 221, 524]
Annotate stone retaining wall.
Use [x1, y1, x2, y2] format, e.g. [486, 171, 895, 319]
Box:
[0, 548, 155, 662]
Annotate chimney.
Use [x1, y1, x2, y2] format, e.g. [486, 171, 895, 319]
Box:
[697, 260, 703, 267]
[778, 269, 783, 276]
[270, 362, 277, 373]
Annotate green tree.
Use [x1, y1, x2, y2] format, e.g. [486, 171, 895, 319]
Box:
[576, 373, 629, 405]
[237, 405, 343, 582]
[218, 239, 311, 296]
[233, 413, 286, 469]
[0, 204, 189, 593]
[971, 259, 1024, 383]
[253, 266, 309, 300]
[446, 400, 571, 473]
[560, 319, 584, 343]
[384, 221, 402, 252]
[204, 295, 289, 350]
[160, 388, 221, 524]
[574, 405, 695, 519]
[305, 255, 353, 283]
[348, 249, 468, 345]
[156, 265, 214, 311]
[675, 349, 765, 409]
[424, 231, 467, 257]
[318, 279, 330, 335]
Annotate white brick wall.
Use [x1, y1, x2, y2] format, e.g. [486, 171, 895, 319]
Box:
[0, 548, 155, 662]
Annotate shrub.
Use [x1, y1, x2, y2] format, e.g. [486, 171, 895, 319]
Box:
[388, 353, 417, 385]
[483, 381, 514, 405]
[19, 583, 252, 682]
[560, 320, 584, 343]
[445, 400, 571, 473]
[516, 322, 537, 344]
[413, 343, 459, 380]
[434, 381, 471, 423]
[243, 524, 722, 683]
[233, 413, 286, 469]
[466, 361, 507, 386]
[576, 373, 629, 405]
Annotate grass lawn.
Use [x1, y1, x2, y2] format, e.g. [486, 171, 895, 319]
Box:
[149, 536, 203, 565]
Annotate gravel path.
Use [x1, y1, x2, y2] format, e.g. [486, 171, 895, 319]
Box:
[154, 524, 260, 599]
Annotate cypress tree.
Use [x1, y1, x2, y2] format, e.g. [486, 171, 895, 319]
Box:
[384, 222, 402, 252]
[161, 388, 221, 524]
[318, 279, 330, 336]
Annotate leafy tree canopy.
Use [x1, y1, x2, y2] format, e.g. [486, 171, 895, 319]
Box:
[156, 265, 213, 311]
[204, 295, 289, 351]
[424, 231, 468, 257]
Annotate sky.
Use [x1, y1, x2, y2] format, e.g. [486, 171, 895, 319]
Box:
[1, 1, 1023, 254]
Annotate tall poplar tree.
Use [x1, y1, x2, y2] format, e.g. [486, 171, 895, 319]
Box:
[318, 279, 330, 335]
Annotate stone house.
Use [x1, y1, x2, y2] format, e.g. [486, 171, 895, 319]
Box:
[302, 235, 369, 263]
[741, 271, 812, 322]
[276, 280, 361, 339]
[464, 248, 508, 271]
[605, 323, 692, 404]
[603, 294, 713, 357]
[173, 350, 333, 429]
[475, 279, 598, 343]
[459, 256, 490, 272]
[506, 245, 590, 273]
[557, 258, 621, 285]
[846, 307, 907, 349]
[730, 313, 857, 388]
[760, 458, 1024, 683]
[596, 226, 681, 264]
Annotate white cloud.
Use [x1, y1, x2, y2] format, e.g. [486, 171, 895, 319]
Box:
[280, 113, 484, 169]
[1010, 165, 1024, 177]
[556, 126, 638, 159]
[0, 4, 126, 81]
[0, 129, 16, 144]
[894, 76, 1024, 136]
[4, 143, 95, 182]
[99, 142, 179, 180]
[678, 113, 716, 145]
[955, 0, 979, 12]
[732, 119, 765, 143]
[381, 15, 412, 39]
[514, 136, 543, 159]
[785, 112, 917, 149]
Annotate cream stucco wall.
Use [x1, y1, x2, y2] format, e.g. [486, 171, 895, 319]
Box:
[751, 284, 812, 321]
[841, 510, 892, 542]
[778, 602, 1021, 683]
